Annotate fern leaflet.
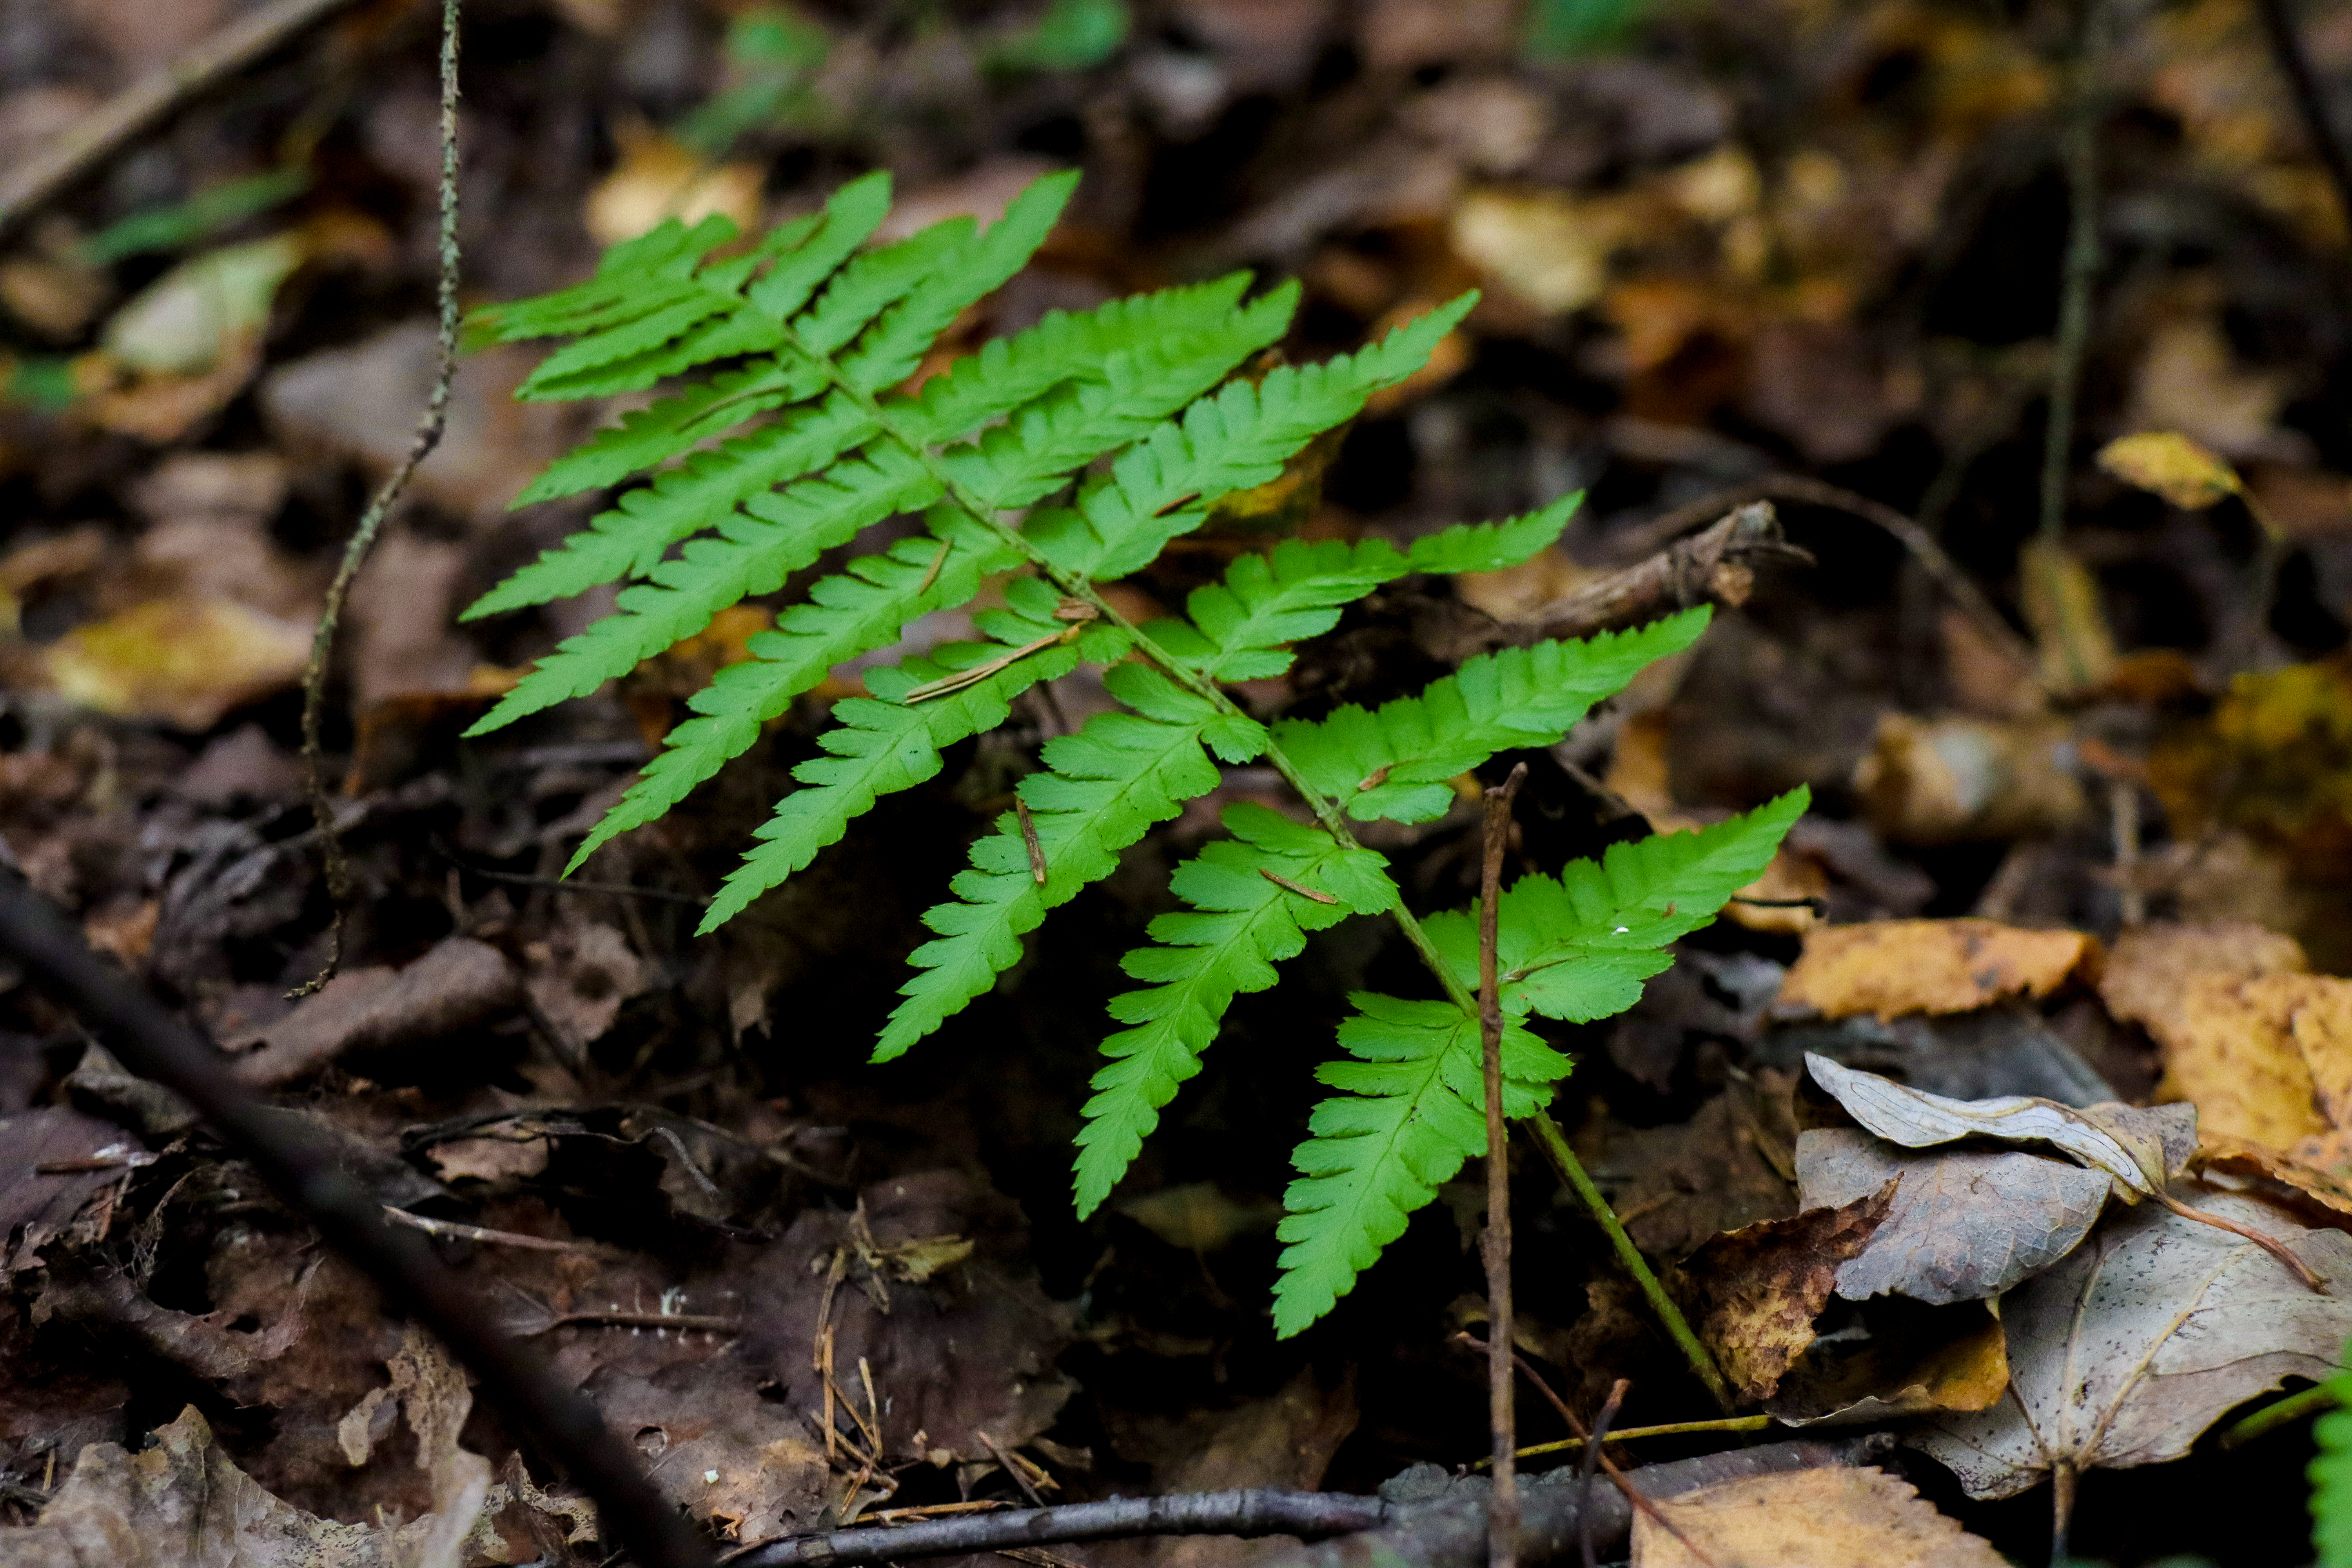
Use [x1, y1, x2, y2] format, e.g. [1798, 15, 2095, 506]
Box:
[1072, 803, 1398, 1216]
[1276, 608, 1713, 823]
[1272, 995, 1565, 1336]
[2312, 1341, 2352, 1566]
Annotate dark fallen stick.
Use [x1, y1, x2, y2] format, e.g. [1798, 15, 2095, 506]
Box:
[727, 1441, 1870, 1568]
[0, 870, 712, 1568]
[1503, 502, 1809, 648]
[723, 1489, 1394, 1566]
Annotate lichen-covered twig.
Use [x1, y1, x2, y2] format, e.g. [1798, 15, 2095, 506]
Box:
[1478, 762, 1530, 1568]
[291, 0, 465, 998]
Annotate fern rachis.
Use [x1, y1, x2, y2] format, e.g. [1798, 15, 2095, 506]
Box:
[466, 170, 1804, 1336]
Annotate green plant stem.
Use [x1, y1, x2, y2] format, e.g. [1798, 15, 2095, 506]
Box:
[789, 323, 1708, 1385]
[2040, 0, 2105, 550]
[1494, 1414, 1771, 1466]
[1526, 1111, 1735, 1414]
[2222, 1383, 2339, 1448]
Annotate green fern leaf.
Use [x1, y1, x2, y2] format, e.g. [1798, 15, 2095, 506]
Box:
[743, 170, 894, 318]
[1422, 788, 1809, 1020]
[2313, 1345, 2352, 1566]
[465, 437, 938, 734]
[1276, 608, 1712, 822]
[462, 213, 741, 350]
[1404, 492, 1581, 574]
[508, 358, 819, 510]
[697, 588, 1131, 929]
[1272, 993, 1564, 1336]
[1073, 801, 1396, 1216]
[1029, 294, 1476, 581]
[876, 662, 1257, 1061]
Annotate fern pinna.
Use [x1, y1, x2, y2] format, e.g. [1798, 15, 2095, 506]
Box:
[464, 169, 1804, 1335]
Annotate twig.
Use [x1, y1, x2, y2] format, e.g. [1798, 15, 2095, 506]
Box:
[1456, 1337, 1715, 1565]
[1477, 762, 1529, 1568]
[977, 1431, 1047, 1508]
[1577, 1380, 1626, 1568]
[2254, 0, 2352, 244]
[0, 0, 366, 241]
[430, 836, 710, 907]
[291, 0, 465, 1000]
[723, 1489, 1395, 1567]
[1523, 1113, 1735, 1413]
[0, 870, 711, 1568]
[1510, 503, 1808, 646]
[2042, 0, 2107, 550]
[1503, 1414, 1771, 1463]
[380, 1205, 618, 1256]
[2221, 1381, 2339, 1448]
[726, 1444, 1865, 1568]
[1595, 476, 2037, 675]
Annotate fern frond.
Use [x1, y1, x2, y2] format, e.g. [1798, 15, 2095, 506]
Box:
[1276, 607, 1713, 822]
[1072, 802, 1397, 1216]
[1028, 294, 1476, 581]
[1272, 994, 1564, 1336]
[466, 436, 940, 733]
[1405, 495, 1582, 574]
[2312, 1347, 2352, 1566]
[463, 213, 742, 351]
[510, 358, 820, 511]
[875, 662, 1262, 1061]
[1423, 789, 1810, 1021]
[697, 579, 1132, 929]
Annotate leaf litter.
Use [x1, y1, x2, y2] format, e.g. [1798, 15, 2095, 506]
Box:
[12, 0, 2352, 1561]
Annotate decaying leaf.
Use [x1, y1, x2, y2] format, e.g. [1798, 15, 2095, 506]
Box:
[1632, 1465, 2009, 1567]
[1766, 1297, 2009, 1425]
[227, 937, 521, 1089]
[7, 1405, 474, 1568]
[2098, 430, 2245, 510]
[1116, 1181, 1283, 1253]
[1805, 1053, 2193, 1201]
[42, 597, 314, 732]
[1796, 1126, 2110, 1304]
[2098, 920, 2308, 1040]
[2190, 1132, 2352, 1221]
[584, 121, 764, 246]
[2144, 971, 2352, 1165]
[1673, 1182, 1895, 1403]
[1776, 919, 2095, 1021]
[2020, 539, 2119, 695]
[1851, 713, 2087, 844]
[1914, 1185, 2352, 1500]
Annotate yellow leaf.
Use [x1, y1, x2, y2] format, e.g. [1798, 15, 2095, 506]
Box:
[584, 122, 764, 247]
[44, 596, 313, 732]
[1777, 918, 2095, 1022]
[2097, 429, 2243, 510]
[1634, 1466, 2008, 1567]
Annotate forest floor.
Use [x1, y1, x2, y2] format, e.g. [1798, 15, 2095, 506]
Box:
[7, 0, 2352, 1563]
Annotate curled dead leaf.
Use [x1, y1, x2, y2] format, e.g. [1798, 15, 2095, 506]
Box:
[1673, 1182, 1895, 1403]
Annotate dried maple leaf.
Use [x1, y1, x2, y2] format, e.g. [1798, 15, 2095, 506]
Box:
[1633, 1465, 2008, 1567]
[1912, 1186, 2352, 1503]
[1776, 920, 2094, 1021]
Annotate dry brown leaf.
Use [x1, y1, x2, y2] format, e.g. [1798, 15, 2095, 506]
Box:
[1852, 712, 2087, 844]
[227, 937, 521, 1089]
[584, 121, 764, 247]
[1116, 1182, 1282, 1253]
[2150, 971, 2352, 1157]
[40, 596, 313, 732]
[1915, 1185, 2352, 1500]
[2098, 430, 2245, 510]
[1767, 1298, 2010, 1425]
[1449, 187, 1631, 315]
[2190, 1132, 2352, 1220]
[2098, 920, 2307, 1038]
[11, 1405, 486, 1568]
[1806, 1053, 2193, 1201]
[1777, 918, 2095, 1021]
[1632, 1465, 2008, 1567]
[1796, 1127, 2111, 1304]
[524, 923, 646, 1050]
[1673, 1182, 1895, 1403]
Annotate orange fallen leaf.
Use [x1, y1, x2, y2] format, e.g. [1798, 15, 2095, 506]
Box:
[1777, 918, 2096, 1021]
[2148, 971, 2352, 1163]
